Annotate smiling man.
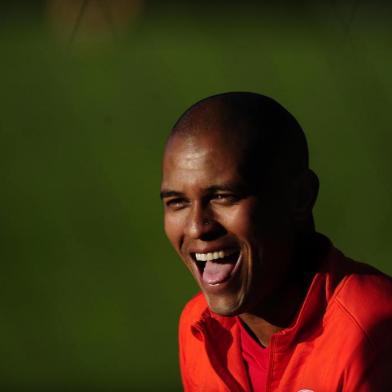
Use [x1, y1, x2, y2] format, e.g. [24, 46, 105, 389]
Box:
[160, 92, 392, 392]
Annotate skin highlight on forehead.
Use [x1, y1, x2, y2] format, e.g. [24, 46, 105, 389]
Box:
[162, 132, 246, 198]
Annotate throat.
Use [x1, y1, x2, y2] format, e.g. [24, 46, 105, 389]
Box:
[239, 314, 282, 347]
[239, 274, 311, 345]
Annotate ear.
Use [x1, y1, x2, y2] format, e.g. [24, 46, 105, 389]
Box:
[290, 169, 319, 221]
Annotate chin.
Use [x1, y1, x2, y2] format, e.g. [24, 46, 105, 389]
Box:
[205, 293, 245, 317]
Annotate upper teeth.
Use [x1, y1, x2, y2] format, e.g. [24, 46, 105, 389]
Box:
[195, 249, 237, 262]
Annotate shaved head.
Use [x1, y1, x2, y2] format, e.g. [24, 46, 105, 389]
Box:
[162, 91, 320, 320]
[169, 92, 309, 180]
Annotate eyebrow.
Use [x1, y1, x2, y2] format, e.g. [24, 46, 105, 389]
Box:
[159, 190, 185, 200]
[205, 184, 241, 193]
[160, 183, 249, 200]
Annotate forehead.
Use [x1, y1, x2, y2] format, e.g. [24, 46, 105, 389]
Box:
[161, 132, 245, 188]
[166, 131, 240, 162]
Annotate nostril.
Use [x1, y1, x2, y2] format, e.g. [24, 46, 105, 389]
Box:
[199, 225, 228, 241]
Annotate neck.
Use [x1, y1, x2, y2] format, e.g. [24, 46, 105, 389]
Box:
[239, 232, 330, 346]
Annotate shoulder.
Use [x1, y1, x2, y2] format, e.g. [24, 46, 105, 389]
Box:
[334, 258, 392, 321]
[326, 257, 392, 389]
[332, 256, 392, 346]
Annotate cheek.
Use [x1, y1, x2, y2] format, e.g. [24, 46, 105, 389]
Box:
[219, 205, 257, 239]
[235, 202, 286, 237]
[164, 213, 183, 249]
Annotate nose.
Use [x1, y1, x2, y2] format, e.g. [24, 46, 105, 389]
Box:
[184, 202, 220, 240]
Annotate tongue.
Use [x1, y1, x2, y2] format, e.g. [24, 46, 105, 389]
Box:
[202, 261, 236, 285]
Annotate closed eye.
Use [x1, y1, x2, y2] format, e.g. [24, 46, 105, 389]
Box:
[164, 197, 189, 210]
[210, 193, 239, 205]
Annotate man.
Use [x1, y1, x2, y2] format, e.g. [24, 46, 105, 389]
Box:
[160, 92, 392, 391]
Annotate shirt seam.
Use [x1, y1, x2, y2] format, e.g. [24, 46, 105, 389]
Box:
[333, 296, 375, 352]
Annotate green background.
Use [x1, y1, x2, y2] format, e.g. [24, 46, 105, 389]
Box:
[0, 1, 391, 390]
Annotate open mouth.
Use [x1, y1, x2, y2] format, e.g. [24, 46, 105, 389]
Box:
[191, 248, 242, 285]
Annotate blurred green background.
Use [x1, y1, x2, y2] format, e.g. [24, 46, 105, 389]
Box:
[0, 0, 391, 390]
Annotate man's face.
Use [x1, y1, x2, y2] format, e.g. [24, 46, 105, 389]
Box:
[160, 130, 294, 316]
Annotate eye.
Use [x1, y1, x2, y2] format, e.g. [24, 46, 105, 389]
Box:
[211, 193, 238, 205]
[165, 198, 189, 211]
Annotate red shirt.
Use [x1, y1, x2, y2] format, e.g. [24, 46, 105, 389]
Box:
[239, 320, 270, 392]
[178, 246, 392, 391]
